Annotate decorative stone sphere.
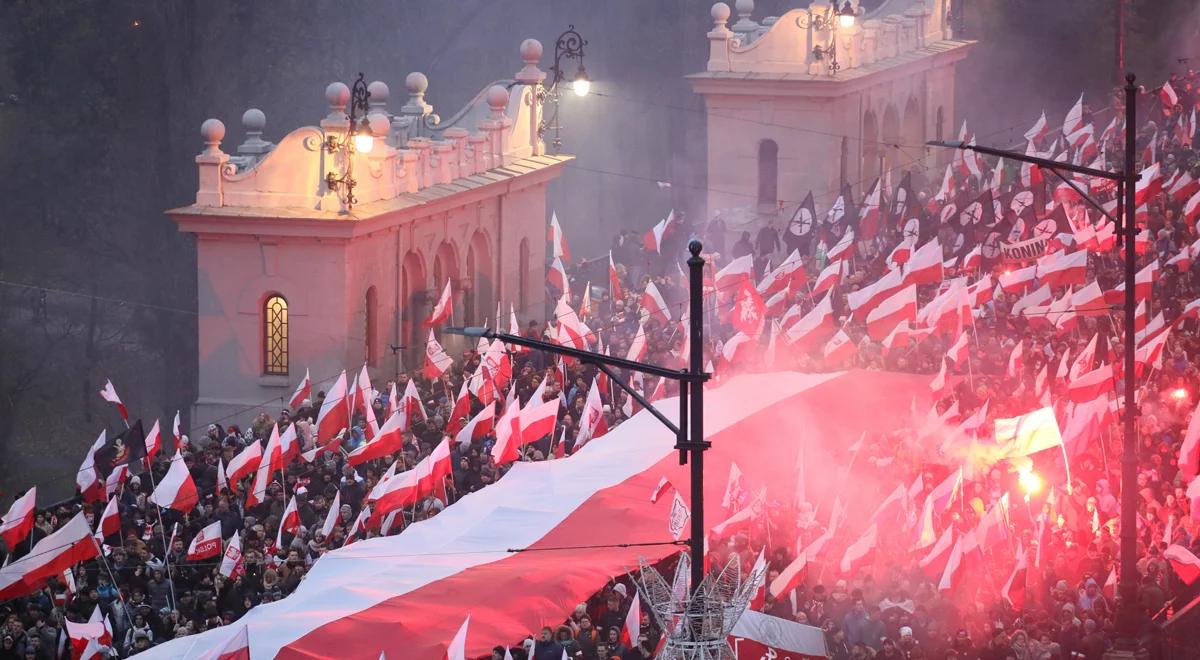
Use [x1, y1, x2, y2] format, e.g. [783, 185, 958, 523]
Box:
[486, 85, 509, 110]
[241, 108, 266, 131]
[200, 118, 226, 143]
[519, 38, 543, 63]
[325, 81, 350, 107]
[405, 72, 428, 95]
[711, 2, 731, 22]
[735, 0, 753, 15]
[367, 80, 389, 102]
[367, 113, 390, 136]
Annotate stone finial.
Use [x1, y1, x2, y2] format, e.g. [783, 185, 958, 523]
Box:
[200, 118, 226, 156]
[711, 2, 731, 28]
[325, 82, 350, 116]
[237, 108, 272, 155]
[402, 72, 432, 116]
[735, 0, 754, 19]
[367, 80, 390, 115]
[367, 113, 390, 138]
[486, 85, 509, 120]
[731, 0, 759, 39]
[515, 38, 546, 84]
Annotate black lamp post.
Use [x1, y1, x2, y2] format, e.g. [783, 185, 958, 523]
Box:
[928, 74, 1145, 658]
[447, 240, 710, 590]
[541, 25, 590, 153]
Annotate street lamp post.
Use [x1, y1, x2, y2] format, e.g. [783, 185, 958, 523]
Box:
[447, 240, 710, 590]
[928, 74, 1145, 658]
[541, 25, 591, 153]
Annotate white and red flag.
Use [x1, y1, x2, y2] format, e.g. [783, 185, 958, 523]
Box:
[0, 512, 98, 601]
[643, 212, 674, 253]
[316, 371, 350, 444]
[225, 440, 263, 493]
[650, 477, 675, 504]
[98, 379, 128, 422]
[143, 419, 163, 464]
[620, 592, 642, 646]
[519, 396, 560, 445]
[425, 279, 453, 327]
[289, 368, 312, 409]
[730, 281, 766, 337]
[639, 281, 671, 324]
[1024, 110, 1048, 143]
[810, 260, 844, 296]
[1001, 542, 1028, 611]
[245, 425, 283, 509]
[197, 625, 250, 660]
[839, 524, 878, 574]
[97, 495, 120, 543]
[547, 257, 569, 293]
[455, 402, 497, 448]
[1160, 80, 1179, 109]
[827, 230, 855, 263]
[714, 254, 754, 294]
[149, 450, 199, 513]
[575, 379, 608, 450]
[0, 487, 36, 550]
[1063, 93, 1084, 136]
[187, 521, 224, 561]
[1068, 364, 1114, 403]
[608, 251, 623, 300]
[548, 211, 570, 262]
[865, 284, 916, 341]
[822, 329, 855, 366]
[219, 531, 244, 579]
[1165, 544, 1200, 585]
[903, 239, 944, 286]
[423, 329, 453, 379]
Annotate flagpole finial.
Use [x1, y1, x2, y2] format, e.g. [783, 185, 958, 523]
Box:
[688, 239, 703, 257]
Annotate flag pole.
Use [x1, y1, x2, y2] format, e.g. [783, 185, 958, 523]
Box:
[143, 463, 178, 611]
[90, 535, 136, 629]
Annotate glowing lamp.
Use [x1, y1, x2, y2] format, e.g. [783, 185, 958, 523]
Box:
[573, 68, 591, 97]
[838, 1, 856, 28]
[353, 132, 374, 154]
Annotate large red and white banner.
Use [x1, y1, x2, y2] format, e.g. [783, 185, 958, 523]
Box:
[138, 371, 924, 660]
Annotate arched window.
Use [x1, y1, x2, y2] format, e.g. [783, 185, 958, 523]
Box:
[518, 238, 530, 311]
[263, 294, 288, 376]
[757, 139, 779, 209]
[365, 286, 378, 366]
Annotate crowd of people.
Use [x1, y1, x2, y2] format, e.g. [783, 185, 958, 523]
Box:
[5, 73, 1200, 660]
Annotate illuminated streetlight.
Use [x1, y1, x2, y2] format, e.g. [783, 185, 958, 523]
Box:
[353, 132, 374, 154]
[572, 67, 591, 97]
[838, 1, 857, 28]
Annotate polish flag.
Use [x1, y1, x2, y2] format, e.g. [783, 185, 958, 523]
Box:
[418, 437, 453, 506]
[1024, 110, 1048, 142]
[1185, 189, 1200, 223]
[1102, 566, 1118, 601]
[714, 255, 754, 294]
[1036, 249, 1088, 288]
[279, 423, 300, 466]
[316, 371, 350, 444]
[998, 265, 1037, 294]
[946, 331, 970, 366]
[881, 320, 921, 356]
[643, 212, 674, 253]
[650, 477, 675, 504]
[198, 625, 250, 660]
[425, 279, 453, 327]
[822, 329, 855, 366]
[96, 494, 120, 543]
[934, 163, 955, 202]
[961, 244, 982, 272]
[639, 281, 671, 324]
[446, 614, 471, 660]
[839, 524, 878, 574]
[930, 358, 949, 399]
[1135, 162, 1162, 206]
[608, 251, 623, 300]
[424, 330, 453, 380]
[1001, 543, 1028, 611]
[1177, 399, 1200, 481]
[1169, 170, 1199, 202]
[548, 212, 570, 262]
[371, 467, 421, 517]
[1167, 244, 1193, 272]
[245, 425, 282, 509]
[769, 551, 807, 600]
[626, 322, 648, 362]
[347, 410, 407, 466]
[847, 267, 904, 321]
[455, 402, 496, 448]
[903, 239, 944, 286]
[747, 549, 768, 610]
[289, 369, 312, 410]
[445, 382, 471, 438]
[0, 488, 36, 550]
[1071, 281, 1107, 317]
[149, 450, 198, 513]
[490, 399, 525, 466]
[938, 531, 974, 591]
[968, 275, 993, 307]
[620, 593, 642, 647]
[225, 441, 263, 493]
[1160, 81, 1179, 109]
[975, 495, 1011, 550]
[98, 379, 128, 421]
[1164, 544, 1200, 585]
[918, 526, 955, 579]
[810, 260, 844, 296]
[219, 531, 244, 579]
[547, 257, 568, 293]
[1068, 364, 1114, 403]
[1063, 93, 1084, 136]
[858, 181, 882, 240]
[865, 284, 916, 341]
[1007, 342, 1024, 378]
[187, 521, 224, 561]
[319, 491, 342, 540]
[0, 513, 98, 601]
[575, 378, 608, 449]
[280, 495, 301, 536]
[718, 332, 756, 374]
[827, 230, 855, 263]
[519, 396, 560, 445]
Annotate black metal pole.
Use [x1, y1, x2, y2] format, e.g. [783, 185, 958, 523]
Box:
[686, 240, 709, 591]
[1115, 72, 1143, 654]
